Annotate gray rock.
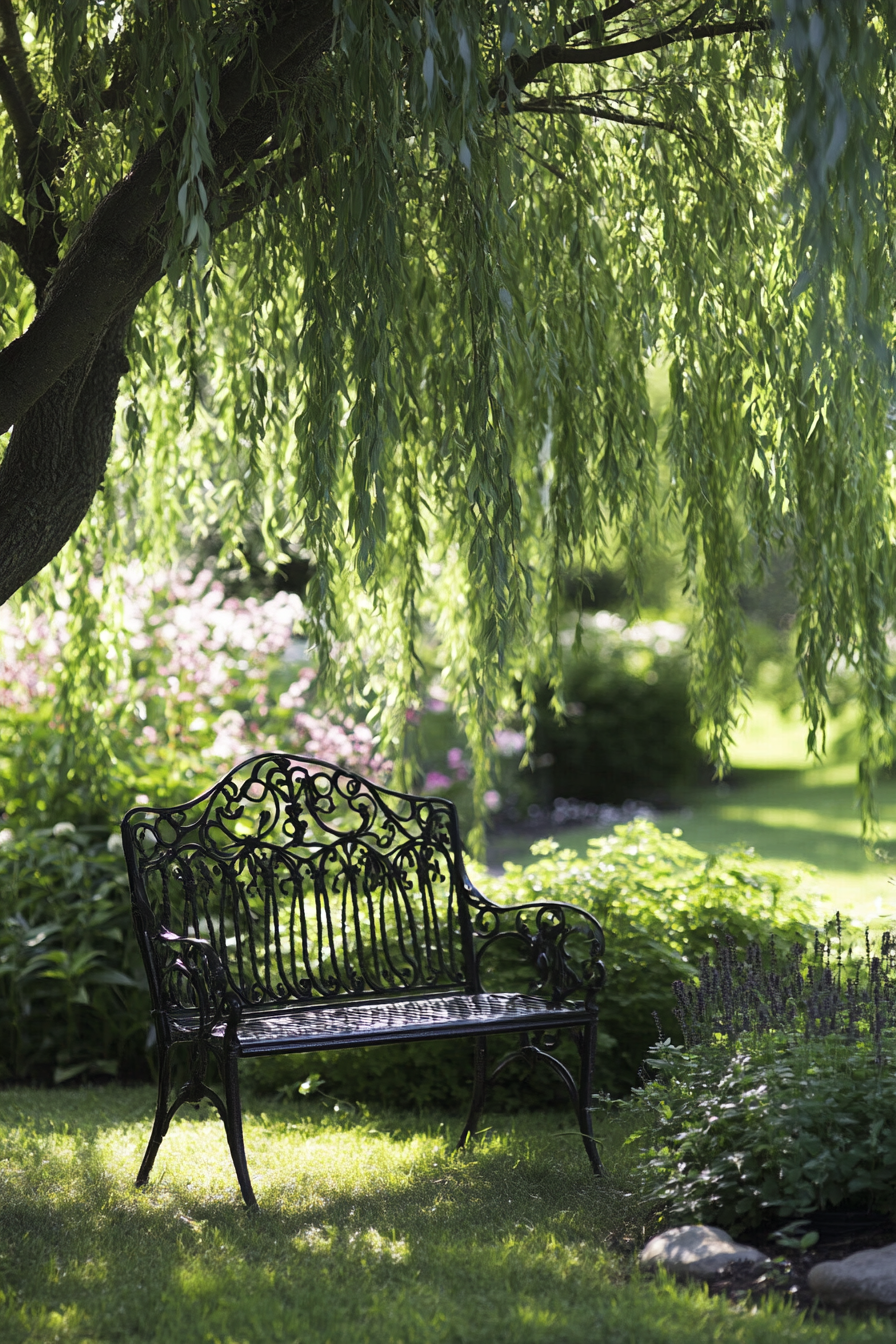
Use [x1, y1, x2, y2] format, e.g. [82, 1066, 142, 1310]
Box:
[639, 1224, 768, 1281]
[809, 1243, 896, 1307]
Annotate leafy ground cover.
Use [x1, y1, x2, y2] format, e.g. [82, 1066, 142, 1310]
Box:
[617, 921, 896, 1235]
[2, 1087, 896, 1344]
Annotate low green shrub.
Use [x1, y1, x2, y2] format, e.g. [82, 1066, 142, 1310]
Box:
[623, 1033, 896, 1234]
[0, 824, 146, 1084]
[530, 615, 703, 806]
[622, 925, 896, 1232]
[481, 822, 821, 1094]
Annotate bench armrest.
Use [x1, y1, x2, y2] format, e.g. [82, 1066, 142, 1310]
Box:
[155, 930, 242, 1041]
[465, 888, 606, 1007]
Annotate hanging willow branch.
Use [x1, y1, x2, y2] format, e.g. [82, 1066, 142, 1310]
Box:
[0, 0, 893, 844]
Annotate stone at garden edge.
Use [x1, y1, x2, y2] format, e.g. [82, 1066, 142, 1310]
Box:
[809, 1244, 896, 1306]
[639, 1225, 767, 1280]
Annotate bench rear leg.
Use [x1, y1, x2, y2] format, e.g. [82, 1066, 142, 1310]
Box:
[222, 1046, 258, 1211]
[456, 1034, 488, 1150]
[576, 1020, 603, 1175]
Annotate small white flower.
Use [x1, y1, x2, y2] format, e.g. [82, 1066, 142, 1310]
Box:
[52, 821, 76, 837]
[107, 833, 124, 854]
[0, 828, 13, 845]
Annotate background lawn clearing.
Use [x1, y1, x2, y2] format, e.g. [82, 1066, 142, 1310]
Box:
[0, 1087, 895, 1344]
[488, 704, 896, 926]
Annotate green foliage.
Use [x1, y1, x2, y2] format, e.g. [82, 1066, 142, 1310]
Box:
[480, 821, 821, 1093]
[622, 924, 896, 1232]
[625, 1033, 896, 1234]
[530, 616, 702, 805]
[0, 824, 144, 1083]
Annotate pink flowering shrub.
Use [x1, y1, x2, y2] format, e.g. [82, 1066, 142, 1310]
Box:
[0, 566, 390, 826]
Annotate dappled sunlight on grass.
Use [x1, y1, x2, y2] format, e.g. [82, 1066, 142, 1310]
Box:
[0, 1089, 895, 1342]
[713, 803, 867, 838]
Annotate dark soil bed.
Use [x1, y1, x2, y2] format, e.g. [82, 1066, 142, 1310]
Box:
[702, 1212, 896, 1315]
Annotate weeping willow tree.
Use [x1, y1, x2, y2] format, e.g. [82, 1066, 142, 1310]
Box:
[0, 0, 894, 833]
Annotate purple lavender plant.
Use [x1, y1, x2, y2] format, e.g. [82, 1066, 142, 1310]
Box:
[671, 917, 896, 1064]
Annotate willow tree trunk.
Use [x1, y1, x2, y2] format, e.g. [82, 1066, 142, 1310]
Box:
[0, 310, 134, 605]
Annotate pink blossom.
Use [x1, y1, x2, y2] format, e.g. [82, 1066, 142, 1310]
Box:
[0, 561, 394, 793]
[495, 729, 526, 756]
[424, 772, 453, 793]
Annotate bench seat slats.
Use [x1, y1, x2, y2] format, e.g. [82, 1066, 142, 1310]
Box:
[168, 991, 594, 1052]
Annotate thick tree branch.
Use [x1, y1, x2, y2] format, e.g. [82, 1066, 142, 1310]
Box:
[0, 205, 26, 259]
[509, 16, 772, 94]
[0, 51, 35, 153]
[215, 0, 334, 127]
[0, 148, 166, 435]
[0, 6, 65, 301]
[0, 206, 54, 291]
[0, 311, 133, 606]
[0, 0, 333, 436]
[217, 141, 316, 231]
[0, 47, 61, 298]
[0, 0, 41, 119]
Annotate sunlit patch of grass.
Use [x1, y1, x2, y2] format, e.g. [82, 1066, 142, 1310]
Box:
[1, 1088, 895, 1343]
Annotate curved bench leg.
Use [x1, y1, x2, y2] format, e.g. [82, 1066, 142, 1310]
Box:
[456, 1034, 488, 1150]
[136, 1042, 172, 1188]
[576, 1020, 603, 1175]
[222, 1046, 258, 1211]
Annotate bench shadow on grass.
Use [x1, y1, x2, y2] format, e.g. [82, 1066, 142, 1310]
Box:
[0, 1112, 641, 1344]
[0, 1099, 884, 1344]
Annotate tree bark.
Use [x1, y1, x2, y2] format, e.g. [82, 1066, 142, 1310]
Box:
[0, 310, 135, 605]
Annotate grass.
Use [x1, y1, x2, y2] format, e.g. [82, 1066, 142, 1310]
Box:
[488, 703, 896, 925]
[1, 1087, 896, 1344]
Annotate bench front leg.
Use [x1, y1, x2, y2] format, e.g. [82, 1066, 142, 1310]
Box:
[456, 1034, 488, 1151]
[136, 1037, 172, 1188]
[222, 1044, 257, 1211]
[576, 1019, 603, 1175]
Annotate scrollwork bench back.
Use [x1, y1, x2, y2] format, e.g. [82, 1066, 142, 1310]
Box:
[122, 752, 606, 1208]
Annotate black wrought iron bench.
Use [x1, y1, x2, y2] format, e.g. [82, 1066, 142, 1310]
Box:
[121, 752, 606, 1208]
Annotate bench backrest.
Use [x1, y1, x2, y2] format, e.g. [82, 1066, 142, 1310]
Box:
[121, 753, 474, 1014]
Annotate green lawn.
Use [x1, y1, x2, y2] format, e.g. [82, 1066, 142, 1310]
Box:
[1, 1087, 895, 1344]
[488, 703, 896, 925]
